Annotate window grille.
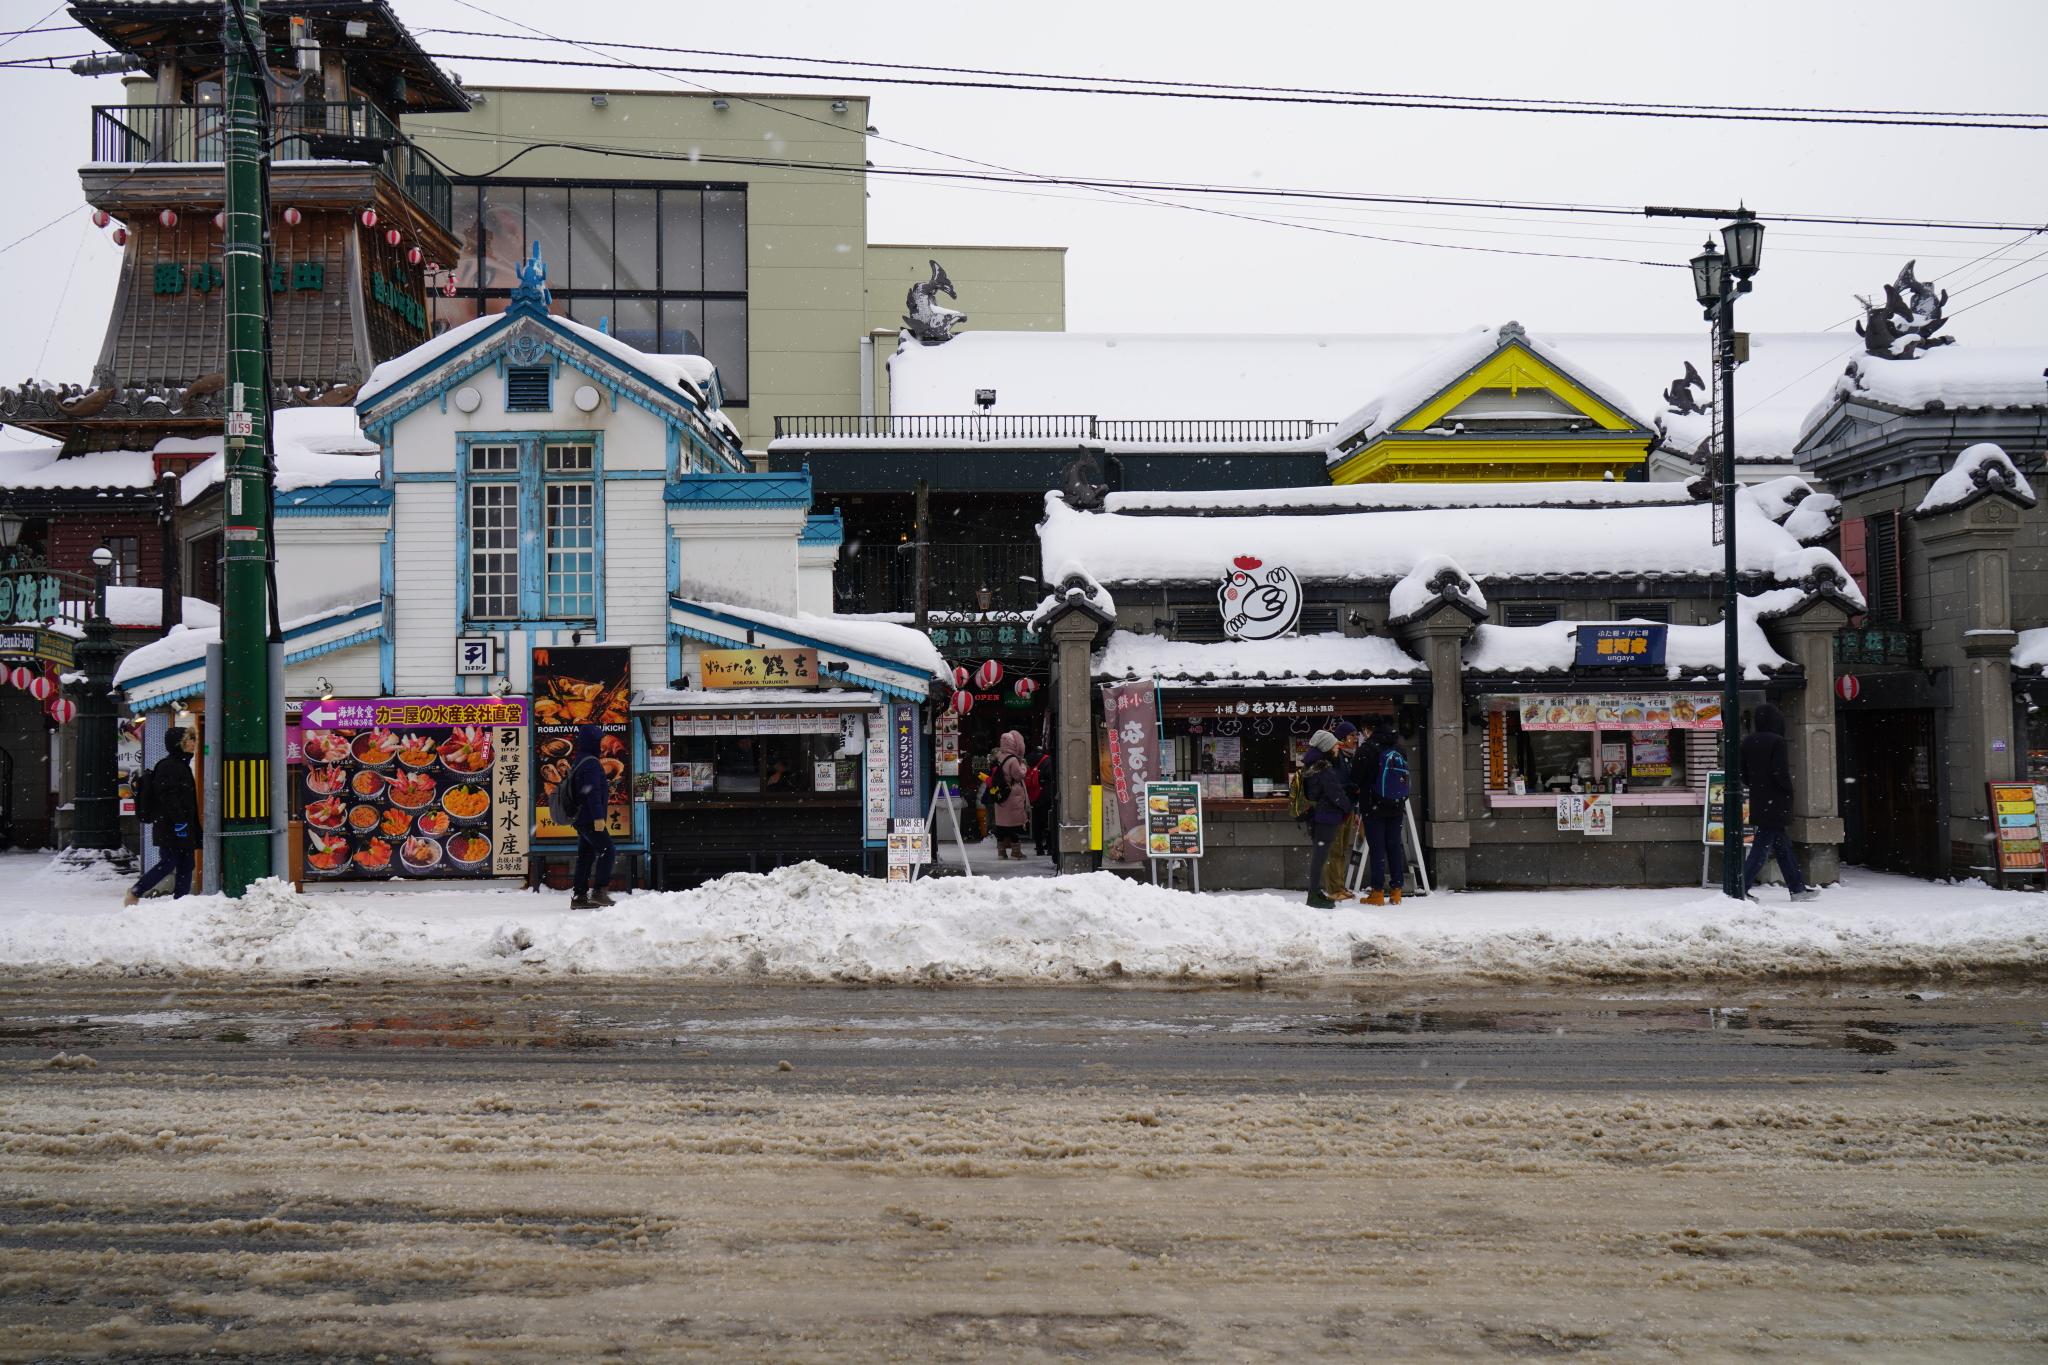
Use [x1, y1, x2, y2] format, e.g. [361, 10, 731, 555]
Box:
[1627, 602, 1672, 624]
[468, 483, 519, 619]
[1866, 511, 1904, 622]
[100, 535, 139, 587]
[469, 444, 518, 473]
[505, 366, 551, 411]
[544, 443, 594, 472]
[1504, 602, 1560, 627]
[545, 483, 596, 618]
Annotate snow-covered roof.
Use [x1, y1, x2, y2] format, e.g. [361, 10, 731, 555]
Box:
[886, 328, 1856, 462]
[357, 310, 721, 410]
[1801, 347, 2048, 443]
[1463, 592, 1806, 681]
[675, 600, 948, 682]
[114, 598, 382, 705]
[0, 445, 156, 491]
[1107, 480, 1700, 515]
[178, 407, 380, 504]
[2015, 628, 2048, 672]
[1039, 485, 1857, 592]
[1093, 630, 1424, 684]
[1912, 442, 2038, 518]
[1389, 554, 1487, 623]
[632, 687, 885, 710]
[103, 588, 219, 631]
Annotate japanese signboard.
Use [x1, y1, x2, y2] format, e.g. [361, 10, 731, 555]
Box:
[1556, 793, 1614, 835]
[0, 624, 75, 668]
[531, 647, 631, 840]
[301, 695, 529, 879]
[892, 703, 920, 816]
[456, 637, 497, 676]
[865, 730, 889, 841]
[1575, 624, 1667, 667]
[1701, 772, 1753, 847]
[700, 647, 818, 688]
[1519, 693, 1723, 731]
[1101, 679, 1162, 864]
[1987, 782, 2046, 872]
[1143, 780, 1204, 858]
[934, 712, 960, 776]
[887, 817, 931, 881]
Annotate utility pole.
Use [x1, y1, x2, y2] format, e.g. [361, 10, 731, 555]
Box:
[157, 470, 182, 634]
[912, 476, 931, 631]
[218, 0, 275, 893]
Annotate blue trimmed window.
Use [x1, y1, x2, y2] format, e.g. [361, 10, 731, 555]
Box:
[459, 435, 602, 623]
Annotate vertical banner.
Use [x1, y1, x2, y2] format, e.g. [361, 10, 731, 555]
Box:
[1100, 679, 1161, 864]
[891, 703, 920, 819]
[531, 647, 632, 840]
[864, 719, 889, 841]
[491, 717, 529, 875]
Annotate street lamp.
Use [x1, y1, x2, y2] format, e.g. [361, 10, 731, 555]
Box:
[69, 545, 122, 853]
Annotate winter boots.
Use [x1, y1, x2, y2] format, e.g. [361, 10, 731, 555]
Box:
[1306, 891, 1336, 909]
[1389, 888, 1403, 905]
[1363, 889, 1384, 906]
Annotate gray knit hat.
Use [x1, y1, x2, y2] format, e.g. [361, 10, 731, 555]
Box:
[1309, 729, 1339, 753]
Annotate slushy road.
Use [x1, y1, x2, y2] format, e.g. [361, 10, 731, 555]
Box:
[4, 978, 2043, 1362]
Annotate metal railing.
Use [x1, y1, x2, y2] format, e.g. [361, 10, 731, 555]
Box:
[774, 414, 1334, 444]
[91, 102, 452, 230]
[833, 543, 1042, 616]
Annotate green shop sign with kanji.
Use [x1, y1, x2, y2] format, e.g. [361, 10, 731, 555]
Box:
[926, 619, 1042, 657]
[371, 270, 425, 330]
[153, 261, 324, 295]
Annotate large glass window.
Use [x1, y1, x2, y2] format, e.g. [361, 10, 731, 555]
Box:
[460, 439, 603, 624]
[436, 179, 749, 400]
[545, 483, 595, 619]
[468, 482, 519, 620]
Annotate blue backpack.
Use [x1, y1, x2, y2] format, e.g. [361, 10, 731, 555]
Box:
[1375, 746, 1411, 803]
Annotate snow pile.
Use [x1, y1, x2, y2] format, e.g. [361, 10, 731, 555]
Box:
[1093, 630, 1422, 683]
[1463, 590, 1804, 680]
[1389, 554, 1486, 622]
[685, 600, 948, 681]
[2012, 627, 2048, 671]
[0, 445, 155, 490]
[1837, 347, 2048, 414]
[1028, 564, 1117, 634]
[3, 858, 2044, 984]
[1781, 493, 1841, 542]
[177, 408, 382, 503]
[1915, 443, 2037, 516]
[102, 588, 220, 630]
[113, 599, 378, 687]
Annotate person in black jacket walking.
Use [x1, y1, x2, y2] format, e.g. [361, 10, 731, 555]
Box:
[124, 727, 199, 904]
[1354, 718, 1409, 906]
[567, 725, 616, 909]
[1740, 702, 1818, 901]
[1301, 729, 1352, 909]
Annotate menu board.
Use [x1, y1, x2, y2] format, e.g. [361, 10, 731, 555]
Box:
[301, 696, 529, 879]
[1519, 693, 1723, 732]
[532, 647, 631, 840]
[1144, 780, 1203, 858]
[1700, 771, 1753, 847]
[1554, 793, 1613, 835]
[1988, 782, 2046, 872]
[887, 817, 931, 881]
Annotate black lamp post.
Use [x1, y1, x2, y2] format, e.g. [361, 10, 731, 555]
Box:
[69, 545, 122, 852]
[0, 511, 23, 570]
[1688, 211, 1765, 900]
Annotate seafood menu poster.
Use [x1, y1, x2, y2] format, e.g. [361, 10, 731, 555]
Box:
[300, 697, 529, 880]
[1517, 693, 1723, 732]
[1143, 781, 1203, 859]
[531, 647, 632, 841]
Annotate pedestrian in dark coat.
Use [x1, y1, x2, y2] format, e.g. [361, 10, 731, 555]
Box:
[1028, 747, 1055, 857]
[124, 727, 199, 904]
[1302, 729, 1352, 909]
[1740, 702, 1817, 901]
[568, 724, 616, 909]
[1354, 718, 1409, 905]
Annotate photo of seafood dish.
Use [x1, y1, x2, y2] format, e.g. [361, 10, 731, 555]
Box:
[1177, 814, 1199, 833]
[306, 831, 350, 873]
[350, 769, 387, 799]
[441, 783, 489, 822]
[353, 838, 393, 872]
[302, 730, 352, 763]
[437, 725, 493, 774]
[399, 835, 441, 871]
[305, 794, 347, 829]
[1148, 833, 1170, 855]
[351, 728, 401, 767]
[1148, 794, 1170, 812]
[537, 736, 572, 762]
[379, 808, 412, 838]
[396, 733, 438, 768]
[446, 831, 491, 867]
[347, 804, 381, 832]
[305, 765, 347, 795]
[415, 808, 452, 836]
[532, 672, 629, 727]
[601, 733, 626, 758]
[387, 770, 438, 809]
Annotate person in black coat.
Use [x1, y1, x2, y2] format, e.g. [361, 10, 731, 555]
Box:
[1028, 747, 1055, 857]
[124, 727, 199, 904]
[1740, 702, 1817, 901]
[567, 724, 616, 910]
[1301, 730, 1353, 908]
[1353, 718, 1409, 905]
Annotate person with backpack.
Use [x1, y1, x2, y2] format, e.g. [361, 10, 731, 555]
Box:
[123, 725, 199, 905]
[986, 729, 1032, 860]
[1027, 746, 1055, 857]
[553, 725, 615, 909]
[1299, 729, 1353, 909]
[1741, 702, 1818, 902]
[1356, 717, 1410, 906]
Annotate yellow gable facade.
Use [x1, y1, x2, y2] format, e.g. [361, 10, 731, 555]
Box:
[1328, 335, 1656, 484]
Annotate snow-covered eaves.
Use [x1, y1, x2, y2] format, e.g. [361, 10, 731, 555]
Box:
[668, 599, 943, 700]
[0, 445, 156, 492]
[1093, 630, 1424, 685]
[1107, 480, 1701, 517]
[114, 599, 384, 708]
[1027, 569, 1117, 636]
[103, 588, 219, 631]
[176, 407, 382, 504]
[1797, 345, 2048, 447]
[1387, 555, 1487, 626]
[1463, 592, 1808, 682]
[632, 686, 885, 710]
[1912, 442, 2038, 518]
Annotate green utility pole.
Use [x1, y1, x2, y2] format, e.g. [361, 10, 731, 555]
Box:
[218, 0, 275, 892]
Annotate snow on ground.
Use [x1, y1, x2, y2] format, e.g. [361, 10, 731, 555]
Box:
[2, 849, 2042, 985]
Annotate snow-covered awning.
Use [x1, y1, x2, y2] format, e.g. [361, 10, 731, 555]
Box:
[1093, 630, 1424, 686]
[1462, 589, 1827, 682]
[667, 599, 943, 702]
[114, 599, 383, 708]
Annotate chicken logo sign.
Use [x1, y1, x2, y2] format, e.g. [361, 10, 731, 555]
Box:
[1218, 556, 1302, 641]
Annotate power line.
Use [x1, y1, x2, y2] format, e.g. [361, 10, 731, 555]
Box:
[416, 30, 2048, 130]
[0, 4, 66, 52]
[417, 47, 2048, 132]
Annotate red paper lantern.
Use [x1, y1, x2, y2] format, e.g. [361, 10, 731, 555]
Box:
[442, 279, 457, 297]
[974, 659, 1003, 690]
[405, 246, 423, 265]
[29, 675, 56, 701]
[950, 689, 974, 716]
[213, 211, 226, 230]
[1012, 677, 1038, 699]
[91, 210, 110, 229]
[157, 209, 178, 228]
[384, 228, 402, 247]
[7, 667, 30, 690]
[110, 229, 127, 247]
[950, 666, 969, 690]
[46, 698, 76, 725]
[360, 209, 378, 228]
[282, 206, 302, 226]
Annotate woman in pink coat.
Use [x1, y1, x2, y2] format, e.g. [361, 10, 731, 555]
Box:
[992, 730, 1032, 859]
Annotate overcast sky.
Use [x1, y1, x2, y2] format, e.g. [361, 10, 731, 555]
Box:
[4, 0, 2044, 436]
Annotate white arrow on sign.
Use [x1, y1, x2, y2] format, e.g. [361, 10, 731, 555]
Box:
[303, 702, 340, 727]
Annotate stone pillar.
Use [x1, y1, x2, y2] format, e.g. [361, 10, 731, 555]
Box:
[1394, 610, 1479, 890]
[1047, 609, 1104, 875]
[1918, 501, 2021, 876]
[1762, 601, 1852, 883]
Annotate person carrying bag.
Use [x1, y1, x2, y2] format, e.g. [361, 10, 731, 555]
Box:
[124, 727, 200, 905]
[1356, 718, 1410, 906]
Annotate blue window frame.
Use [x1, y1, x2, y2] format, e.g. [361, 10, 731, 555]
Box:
[457, 432, 604, 624]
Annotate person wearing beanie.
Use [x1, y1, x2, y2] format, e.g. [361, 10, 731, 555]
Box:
[1300, 729, 1353, 909]
[1356, 717, 1410, 906]
[1323, 722, 1363, 902]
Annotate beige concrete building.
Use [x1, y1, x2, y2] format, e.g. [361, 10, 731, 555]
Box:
[404, 87, 1066, 454]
